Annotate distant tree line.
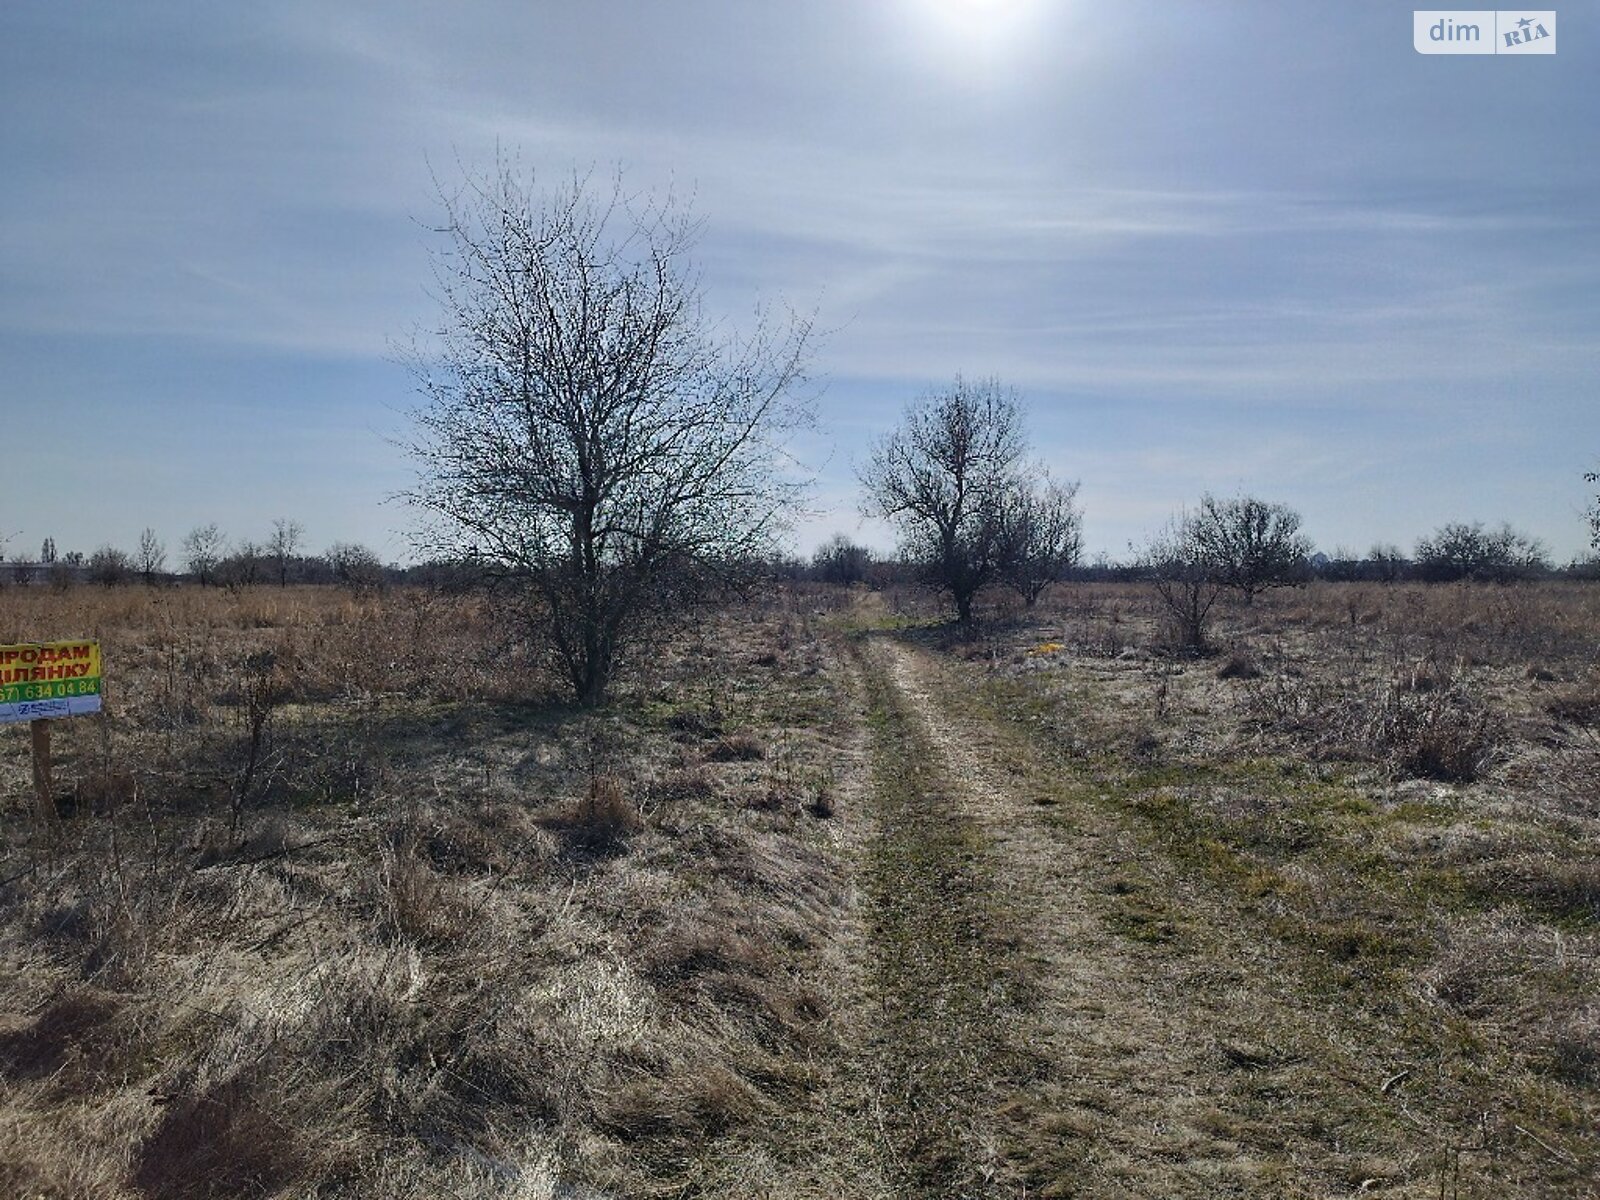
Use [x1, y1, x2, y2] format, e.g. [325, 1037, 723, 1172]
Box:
[0, 520, 399, 593]
[2, 507, 1584, 603]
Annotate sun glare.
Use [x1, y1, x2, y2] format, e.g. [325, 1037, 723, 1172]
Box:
[902, 0, 1051, 77]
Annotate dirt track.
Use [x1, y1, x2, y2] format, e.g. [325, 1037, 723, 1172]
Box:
[845, 631, 1446, 1199]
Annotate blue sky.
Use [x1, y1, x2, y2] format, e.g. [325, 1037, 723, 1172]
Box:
[3, 1, 1597, 564]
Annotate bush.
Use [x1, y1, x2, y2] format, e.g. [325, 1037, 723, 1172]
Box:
[87, 545, 132, 586]
[1414, 522, 1549, 583]
[1375, 686, 1501, 782]
[1246, 660, 1503, 782]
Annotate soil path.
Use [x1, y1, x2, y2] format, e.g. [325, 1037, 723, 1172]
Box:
[848, 631, 1439, 1199]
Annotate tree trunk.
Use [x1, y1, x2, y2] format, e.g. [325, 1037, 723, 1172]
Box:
[955, 590, 975, 629]
[573, 628, 613, 708]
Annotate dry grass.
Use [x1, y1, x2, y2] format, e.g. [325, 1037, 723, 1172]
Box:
[929, 578, 1600, 1193]
[0, 583, 865, 1198]
[8, 576, 1598, 1196]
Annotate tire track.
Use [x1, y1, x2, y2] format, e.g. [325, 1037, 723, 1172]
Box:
[850, 634, 1032, 1198]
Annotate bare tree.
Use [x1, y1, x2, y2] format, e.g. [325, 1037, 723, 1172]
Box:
[860, 377, 1028, 628]
[1189, 493, 1312, 604]
[1137, 512, 1225, 651]
[136, 528, 166, 585]
[268, 518, 304, 587]
[1587, 469, 1599, 553]
[1000, 472, 1083, 607]
[39, 537, 55, 565]
[52, 550, 82, 590]
[182, 524, 226, 586]
[1366, 542, 1405, 584]
[221, 540, 264, 587]
[403, 164, 813, 706]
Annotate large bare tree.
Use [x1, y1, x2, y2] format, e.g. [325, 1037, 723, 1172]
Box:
[404, 165, 812, 705]
[860, 378, 1029, 627]
[1189, 493, 1312, 603]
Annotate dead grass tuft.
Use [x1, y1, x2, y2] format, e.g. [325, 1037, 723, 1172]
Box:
[598, 1062, 767, 1142]
[707, 732, 766, 762]
[1543, 1005, 1600, 1085]
[573, 773, 643, 847]
[648, 765, 718, 807]
[381, 842, 477, 943]
[1466, 857, 1600, 925]
[666, 707, 725, 739]
[1547, 674, 1600, 726]
[644, 922, 773, 985]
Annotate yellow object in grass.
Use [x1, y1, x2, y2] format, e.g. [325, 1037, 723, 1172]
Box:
[1028, 642, 1065, 656]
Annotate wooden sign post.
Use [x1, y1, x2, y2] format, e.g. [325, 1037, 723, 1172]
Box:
[1, 640, 103, 822]
[31, 718, 53, 822]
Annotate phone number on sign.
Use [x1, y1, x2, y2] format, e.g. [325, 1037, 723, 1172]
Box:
[3, 680, 100, 702]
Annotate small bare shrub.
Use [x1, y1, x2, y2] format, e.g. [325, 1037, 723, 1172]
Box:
[807, 782, 836, 819]
[1215, 648, 1262, 680]
[1368, 683, 1501, 783]
[1247, 661, 1502, 782]
[570, 773, 643, 849]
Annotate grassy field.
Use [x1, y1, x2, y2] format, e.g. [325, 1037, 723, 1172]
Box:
[1, 580, 1596, 1197]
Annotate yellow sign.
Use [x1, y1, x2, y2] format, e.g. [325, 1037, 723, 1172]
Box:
[0, 640, 102, 724]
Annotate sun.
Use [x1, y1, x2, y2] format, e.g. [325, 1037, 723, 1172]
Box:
[902, 0, 1050, 74]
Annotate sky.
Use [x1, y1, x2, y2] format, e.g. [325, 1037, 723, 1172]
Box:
[3, 1, 1597, 565]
